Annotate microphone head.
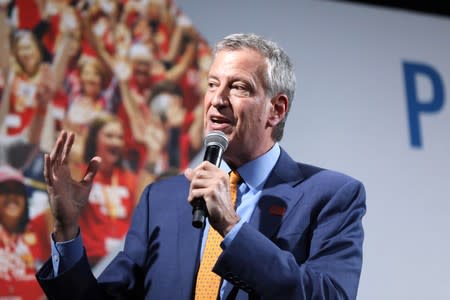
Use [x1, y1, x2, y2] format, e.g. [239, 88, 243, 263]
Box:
[204, 131, 228, 151]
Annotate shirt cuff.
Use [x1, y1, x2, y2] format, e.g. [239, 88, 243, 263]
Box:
[51, 229, 83, 276]
[221, 219, 246, 249]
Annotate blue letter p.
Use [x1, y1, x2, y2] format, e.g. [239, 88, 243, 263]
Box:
[403, 61, 445, 148]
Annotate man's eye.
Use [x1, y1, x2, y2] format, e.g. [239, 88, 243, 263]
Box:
[231, 84, 250, 97]
[231, 84, 245, 90]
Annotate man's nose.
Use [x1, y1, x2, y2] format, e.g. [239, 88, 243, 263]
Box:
[211, 85, 230, 108]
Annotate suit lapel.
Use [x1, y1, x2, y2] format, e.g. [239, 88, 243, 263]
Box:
[249, 149, 305, 239]
[176, 178, 203, 299]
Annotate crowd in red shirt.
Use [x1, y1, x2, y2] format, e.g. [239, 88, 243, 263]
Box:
[0, 1, 208, 298]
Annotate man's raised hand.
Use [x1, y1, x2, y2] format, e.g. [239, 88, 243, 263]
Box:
[44, 130, 101, 241]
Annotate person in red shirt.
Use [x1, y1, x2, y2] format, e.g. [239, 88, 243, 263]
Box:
[77, 114, 137, 266]
[63, 57, 110, 165]
[148, 80, 203, 170]
[0, 4, 74, 151]
[0, 165, 51, 300]
[0, 28, 44, 138]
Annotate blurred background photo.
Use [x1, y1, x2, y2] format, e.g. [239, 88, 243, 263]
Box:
[1, 1, 449, 299]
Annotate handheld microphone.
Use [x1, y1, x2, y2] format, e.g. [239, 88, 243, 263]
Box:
[192, 131, 228, 228]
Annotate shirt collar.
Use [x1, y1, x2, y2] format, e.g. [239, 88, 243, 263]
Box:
[222, 143, 281, 191]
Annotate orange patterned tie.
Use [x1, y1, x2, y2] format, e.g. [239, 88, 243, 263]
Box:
[194, 170, 241, 300]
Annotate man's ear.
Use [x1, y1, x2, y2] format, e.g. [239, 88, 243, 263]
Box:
[267, 94, 288, 127]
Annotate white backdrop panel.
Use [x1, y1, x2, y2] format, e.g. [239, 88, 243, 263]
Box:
[180, 1, 450, 299]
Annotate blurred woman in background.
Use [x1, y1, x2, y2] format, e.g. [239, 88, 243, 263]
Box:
[0, 165, 50, 300]
[77, 114, 137, 266]
[63, 57, 110, 167]
[0, 2, 75, 151]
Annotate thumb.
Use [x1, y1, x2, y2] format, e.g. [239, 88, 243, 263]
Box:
[81, 156, 102, 184]
[184, 168, 193, 182]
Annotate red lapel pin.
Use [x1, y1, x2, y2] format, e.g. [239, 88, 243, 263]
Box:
[269, 205, 286, 216]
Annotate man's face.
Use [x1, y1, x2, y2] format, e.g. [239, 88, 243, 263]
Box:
[203, 49, 275, 167]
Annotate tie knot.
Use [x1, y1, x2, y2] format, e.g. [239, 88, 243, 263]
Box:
[229, 170, 241, 186]
[229, 170, 241, 208]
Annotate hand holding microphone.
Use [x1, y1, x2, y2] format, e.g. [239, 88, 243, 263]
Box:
[190, 131, 228, 228]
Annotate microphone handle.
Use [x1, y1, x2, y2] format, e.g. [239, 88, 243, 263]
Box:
[192, 145, 224, 228]
[192, 198, 207, 228]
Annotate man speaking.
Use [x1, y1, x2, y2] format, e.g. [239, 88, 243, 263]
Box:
[36, 33, 366, 299]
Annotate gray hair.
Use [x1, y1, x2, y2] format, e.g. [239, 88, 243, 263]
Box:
[214, 33, 296, 141]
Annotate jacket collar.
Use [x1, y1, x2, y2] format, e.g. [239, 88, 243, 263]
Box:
[249, 148, 306, 239]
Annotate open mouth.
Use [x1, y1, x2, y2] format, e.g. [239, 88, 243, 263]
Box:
[208, 114, 234, 132]
[211, 115, 231, 124]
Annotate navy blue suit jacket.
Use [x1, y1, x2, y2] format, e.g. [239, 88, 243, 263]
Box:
[36, 149, 366, 299]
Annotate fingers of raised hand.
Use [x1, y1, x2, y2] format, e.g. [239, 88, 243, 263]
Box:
[48, 130, 74, 173]
[43, 153, 52, 186]
[61, 132, 75, 165]
[49, 131, 65, 165]
[81, 156, 101, 186]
